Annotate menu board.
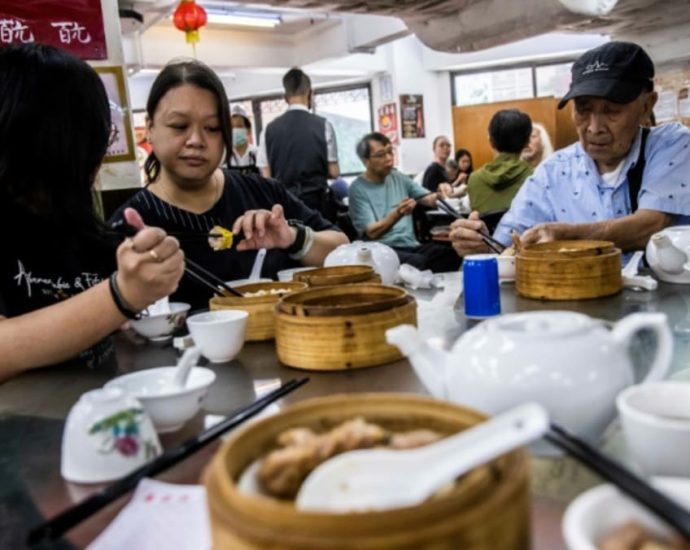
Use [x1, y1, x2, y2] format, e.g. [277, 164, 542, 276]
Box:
[0, 0, 107, 60]
[400, 94, 425, 139]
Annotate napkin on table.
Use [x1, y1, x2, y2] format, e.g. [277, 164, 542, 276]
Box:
[87, 478, 211, 550]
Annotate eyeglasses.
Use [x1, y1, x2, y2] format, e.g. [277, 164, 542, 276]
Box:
[370, 147, 395, 159]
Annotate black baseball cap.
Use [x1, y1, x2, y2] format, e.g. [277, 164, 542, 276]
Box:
[558, 41, 655, 109]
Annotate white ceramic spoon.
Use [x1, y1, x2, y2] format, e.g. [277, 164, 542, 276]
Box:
[249, 248, 267, 281]
[296, 402, 549, 513]
[169, 346, 202, 389]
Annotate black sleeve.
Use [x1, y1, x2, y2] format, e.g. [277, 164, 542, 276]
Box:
[0, 290, 7, 317]
[422, 163, 448, 192]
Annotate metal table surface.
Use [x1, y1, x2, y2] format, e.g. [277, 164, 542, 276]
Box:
[2, 274, 689, 549]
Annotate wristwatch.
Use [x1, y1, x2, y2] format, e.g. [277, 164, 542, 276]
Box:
[285, 219, 307, 255]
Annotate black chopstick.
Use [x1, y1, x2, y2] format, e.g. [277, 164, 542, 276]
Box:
[27, 377, 309, 545]
[434, 198, 506, 254]
[436, 196, 463, 219]
[545, 422, 690, 541]
[184, 257, 244, 298]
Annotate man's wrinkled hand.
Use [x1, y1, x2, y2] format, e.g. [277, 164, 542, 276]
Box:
[448, 211, 490, 256]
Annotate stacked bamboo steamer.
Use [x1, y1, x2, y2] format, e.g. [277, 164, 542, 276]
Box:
[515, 240, 622, 300]
[202, 393, 531, 550]
[209, 281, 307, 341]
[274, 284, 416, 370]
[292, 265, 381, 286]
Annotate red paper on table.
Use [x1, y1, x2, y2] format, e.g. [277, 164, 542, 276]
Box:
[0, 0, 107, 60]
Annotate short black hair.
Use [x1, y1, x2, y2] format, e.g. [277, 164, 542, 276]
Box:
[283, 67, 311, 98]
[0, 43, 110, 233]
[145, 59, 232, 183]
[488, 109, 533, 154]
[356, 132, 391, 161]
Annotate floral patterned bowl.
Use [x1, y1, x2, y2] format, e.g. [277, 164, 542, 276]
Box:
[61, 387, 161, 483]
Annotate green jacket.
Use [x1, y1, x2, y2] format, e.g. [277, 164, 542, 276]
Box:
[467, 153, 533, 215]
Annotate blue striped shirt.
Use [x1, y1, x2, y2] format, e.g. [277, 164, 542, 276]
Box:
[494, 123, 690, 245]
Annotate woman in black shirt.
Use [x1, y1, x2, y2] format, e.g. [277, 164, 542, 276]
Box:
[0, 44, 184, 381]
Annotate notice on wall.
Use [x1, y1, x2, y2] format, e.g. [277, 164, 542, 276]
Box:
[377, 103, 400, 145]
[654, 89, 678, 123]
[0, 0, 107, 60]
[400, 94, 425, 139]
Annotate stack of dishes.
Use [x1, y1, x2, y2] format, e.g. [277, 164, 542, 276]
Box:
[209, 281, 307, 341]
[275, 284, 416, 370]
[515, 240, 622, 300]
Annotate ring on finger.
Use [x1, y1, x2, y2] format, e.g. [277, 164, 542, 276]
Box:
[148, 249, 160, 262]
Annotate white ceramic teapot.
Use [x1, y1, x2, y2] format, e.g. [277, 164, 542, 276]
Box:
[386, 311, 672, 446]
[646, 227, 690, 283]
[324, 241, 400, 285]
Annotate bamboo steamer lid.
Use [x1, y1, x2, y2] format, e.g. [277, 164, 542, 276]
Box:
[209, 281, 307, 341]
[515, 240, 622, 300]
[274, 285, 416, 370]
[202, 393, 531, 550]
[293, 265, 381, 287]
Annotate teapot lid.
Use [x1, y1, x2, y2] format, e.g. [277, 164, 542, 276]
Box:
[481, 311, 596, 338]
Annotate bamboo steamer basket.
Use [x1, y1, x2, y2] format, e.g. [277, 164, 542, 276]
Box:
[274, 285, 416, 370]
[209, 281, 308, 341]
[293, 265, 381, 287]
[202, 393, 530, 550]
[515, 240, 622, 300]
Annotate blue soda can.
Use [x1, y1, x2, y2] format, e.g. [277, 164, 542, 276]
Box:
[463, 254, 501, 318]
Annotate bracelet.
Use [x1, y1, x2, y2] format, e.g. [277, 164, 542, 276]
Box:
[289, 225, 315, 260]
[285, 220, 307, 255]
[108, 272, 141, 319]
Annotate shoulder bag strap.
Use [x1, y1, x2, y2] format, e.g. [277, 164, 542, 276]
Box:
[627, 127, 650, 213]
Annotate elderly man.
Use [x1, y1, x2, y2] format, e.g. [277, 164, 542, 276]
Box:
[349, 132, 462, 272]
[257, 67, 340, 219]
[450, 41, 690, 256]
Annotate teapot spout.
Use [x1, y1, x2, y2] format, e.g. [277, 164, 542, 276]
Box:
[651, 233, 687, 275]
[386, 325, 448, 400]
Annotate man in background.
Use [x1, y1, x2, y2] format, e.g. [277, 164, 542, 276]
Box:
[257, 67, 340, 219]
[349, 132, 462, 272]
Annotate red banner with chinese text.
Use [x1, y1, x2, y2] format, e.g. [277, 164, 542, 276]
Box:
[0, 0, 107, 60]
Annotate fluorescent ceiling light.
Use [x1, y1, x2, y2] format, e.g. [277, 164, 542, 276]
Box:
[206, 12, 281, 28]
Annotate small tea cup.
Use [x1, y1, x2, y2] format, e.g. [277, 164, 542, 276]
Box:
[186, 310, 248, 363]
[616, 381, 690, 477]
[61, 387, 161, 484]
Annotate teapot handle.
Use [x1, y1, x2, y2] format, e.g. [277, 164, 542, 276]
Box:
[611, 313, 672, 383]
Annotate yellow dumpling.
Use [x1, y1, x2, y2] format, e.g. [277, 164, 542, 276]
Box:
[209, 225, 233, 251]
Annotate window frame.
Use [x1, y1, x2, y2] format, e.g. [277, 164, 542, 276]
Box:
[450, 57, 578, 107]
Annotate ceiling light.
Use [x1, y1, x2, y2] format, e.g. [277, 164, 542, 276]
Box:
[206, 12, 281, 28]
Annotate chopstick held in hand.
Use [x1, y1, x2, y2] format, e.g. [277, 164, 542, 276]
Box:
[26, 378, 309, 545]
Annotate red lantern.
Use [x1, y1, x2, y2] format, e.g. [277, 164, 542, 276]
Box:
[173, 0, 207, 45]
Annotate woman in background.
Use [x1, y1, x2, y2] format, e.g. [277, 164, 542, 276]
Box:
[521, 122, 554, 168]
[422, 135, 452, 192]
[113, 59, 347, 309]
[0, 44, 183, 382]
[229, 105, 259, 175]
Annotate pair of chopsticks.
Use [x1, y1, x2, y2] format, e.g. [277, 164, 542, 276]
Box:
[434, 197, 506, 254]
[546, 422, 690, 541]
[111, 222, 244, 298]
[184, 257, 244, 298]
[109, 221, 224, 242]
[26, 378, 309, 545]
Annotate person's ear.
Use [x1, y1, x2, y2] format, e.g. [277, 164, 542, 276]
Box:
[642, 90, 658, 120]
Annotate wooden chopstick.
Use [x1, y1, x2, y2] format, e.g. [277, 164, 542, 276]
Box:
[184, 257, 244, 298]
[545, 422, 690, 541]
[26, 378, 310, 545]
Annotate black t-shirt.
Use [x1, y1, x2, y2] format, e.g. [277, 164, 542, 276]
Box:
[0, 203, 117, 368]
[110, 170, 337, 309]
[422, 162, 449, 192]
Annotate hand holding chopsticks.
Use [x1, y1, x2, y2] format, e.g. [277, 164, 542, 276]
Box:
[435, 200, 506, 254]
[27, 378, 309, 545]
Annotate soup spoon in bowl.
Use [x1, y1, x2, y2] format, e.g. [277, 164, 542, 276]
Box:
[296, 402, 549, 513]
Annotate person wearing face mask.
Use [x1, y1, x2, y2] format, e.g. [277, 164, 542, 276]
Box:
[450, 41, 690, 256]
[229, 106, 259, 175]
[256, 67, 341, 220]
